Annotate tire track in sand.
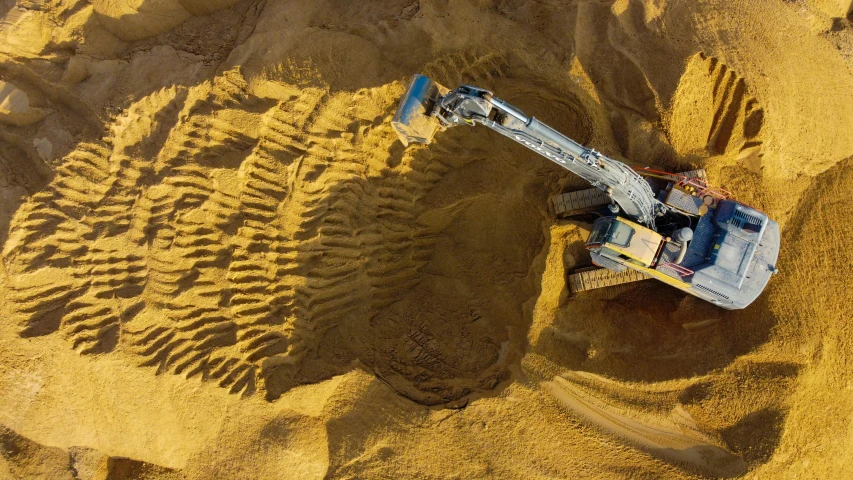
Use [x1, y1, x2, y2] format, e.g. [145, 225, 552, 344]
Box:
[545, 372, 747, 478]
[1, 67, 463, 400]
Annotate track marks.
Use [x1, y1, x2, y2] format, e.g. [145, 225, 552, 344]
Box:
[249, 88, 443, 398]
[422, 52, 508, 90]
[224, 91, 329, 385]
[546, 372, 747, 478]
[2, 61, 553, 407]
[668, 53, 764, 162]
[1, 69, 454, 399]
[704, 55, 764, 155]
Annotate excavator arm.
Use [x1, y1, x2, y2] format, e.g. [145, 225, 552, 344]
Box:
[392, 74, 665, 228]
[392, 74, 780, 309]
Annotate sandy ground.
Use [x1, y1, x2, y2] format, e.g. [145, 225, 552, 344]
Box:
[1, 0, 852, 478]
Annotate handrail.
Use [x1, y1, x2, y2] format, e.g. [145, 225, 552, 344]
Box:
[633, 167, 732, 200]
[659, 262, 694, 277]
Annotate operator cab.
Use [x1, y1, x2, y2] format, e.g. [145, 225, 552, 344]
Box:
[585, 216, 662, 267]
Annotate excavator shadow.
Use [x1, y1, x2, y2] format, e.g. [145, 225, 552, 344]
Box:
[542, 271, 780, 383]
[261, 118, 559, 406]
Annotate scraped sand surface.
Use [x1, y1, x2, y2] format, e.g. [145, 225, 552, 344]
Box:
[1, 0, 852, 478]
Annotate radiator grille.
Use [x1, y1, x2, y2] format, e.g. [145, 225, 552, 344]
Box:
[696, 284, 730, 300]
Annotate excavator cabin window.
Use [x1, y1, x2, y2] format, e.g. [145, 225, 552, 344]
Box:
[608, 221, 634, 247]
[586, 217, 612, 248]
[586, 217, 635, 249]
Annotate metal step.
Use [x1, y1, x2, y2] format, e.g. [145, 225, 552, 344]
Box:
[665, 187, 704, 215]
[568, 267, 650, 293]
[590, 251, 627, 272]
[551, 187, 609, 216]
[656, 240, 682, 264]
[661, 169, 708, 183]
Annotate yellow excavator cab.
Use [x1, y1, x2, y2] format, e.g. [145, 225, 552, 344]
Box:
[586, 217, 662, 267]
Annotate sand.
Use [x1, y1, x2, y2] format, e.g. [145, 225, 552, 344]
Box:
[1, 0, 852, 478]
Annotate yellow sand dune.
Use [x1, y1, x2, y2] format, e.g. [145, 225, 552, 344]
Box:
[1, 0, 852, 478]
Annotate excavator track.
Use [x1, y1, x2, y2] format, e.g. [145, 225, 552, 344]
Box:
[568, 267, 650, 294]
[551, 169, 710, 218]
[551, 187, 609, 217]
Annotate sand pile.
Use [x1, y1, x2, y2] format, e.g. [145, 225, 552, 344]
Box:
[1, 0, 852, 478]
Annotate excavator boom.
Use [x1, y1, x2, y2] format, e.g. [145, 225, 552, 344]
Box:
[392, 74, 663, 228]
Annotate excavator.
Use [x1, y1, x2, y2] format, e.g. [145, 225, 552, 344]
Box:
[391, 74, 779, 310]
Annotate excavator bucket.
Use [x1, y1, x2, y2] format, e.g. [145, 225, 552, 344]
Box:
[392, 74, 445, 146]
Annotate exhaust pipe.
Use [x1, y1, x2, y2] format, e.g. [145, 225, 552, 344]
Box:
[673, 227, 693, 265]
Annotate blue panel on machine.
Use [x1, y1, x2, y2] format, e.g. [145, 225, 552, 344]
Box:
[682, 211, 715, 268]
